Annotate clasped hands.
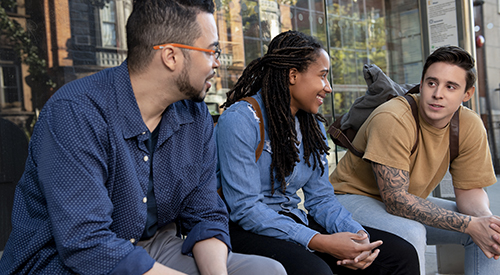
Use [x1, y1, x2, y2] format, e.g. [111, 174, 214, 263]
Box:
[468, 215, 500, 260]
[309, 230, 382, 270]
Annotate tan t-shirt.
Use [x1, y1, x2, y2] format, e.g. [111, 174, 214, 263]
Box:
[330, 94, 497, 201]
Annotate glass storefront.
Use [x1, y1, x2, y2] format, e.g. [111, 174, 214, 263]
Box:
[209, 0, 425, 168]
[0, 0, 427, 146]
[0, 0, 432, 249]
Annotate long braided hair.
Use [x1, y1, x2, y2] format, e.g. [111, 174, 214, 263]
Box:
[222, 30, 330, 194]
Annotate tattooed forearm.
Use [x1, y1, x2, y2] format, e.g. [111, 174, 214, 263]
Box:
[372, 162, 471, 233]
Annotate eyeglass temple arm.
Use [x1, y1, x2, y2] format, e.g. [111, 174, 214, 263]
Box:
[153, 43, 215, 54]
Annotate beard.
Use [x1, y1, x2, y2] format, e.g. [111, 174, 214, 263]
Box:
[176, 62, 207, 103]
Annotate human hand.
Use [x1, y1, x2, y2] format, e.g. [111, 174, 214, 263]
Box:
[489, 218, 500, 260]
[335, 231, 381, 270]
[337, 248, 381, 270]
[466, 216, 500, 259]
[309, 231, 382, 263]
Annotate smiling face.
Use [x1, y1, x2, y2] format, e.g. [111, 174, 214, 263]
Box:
[288, 49, 332, 116]
[419, 62, 474, 128]
[176, 12, 221, 102]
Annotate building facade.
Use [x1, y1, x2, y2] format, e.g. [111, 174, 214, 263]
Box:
[474, 0, 500, 171]
[0, 0, 497, 250]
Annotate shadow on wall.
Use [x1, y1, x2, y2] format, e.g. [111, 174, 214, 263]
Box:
[0, 118, 29, 250]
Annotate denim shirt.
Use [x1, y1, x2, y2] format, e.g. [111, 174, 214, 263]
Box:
[216, 92, 364, 249]
[0, 61, 230, 275]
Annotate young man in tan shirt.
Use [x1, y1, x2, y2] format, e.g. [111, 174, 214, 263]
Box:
[330, 46, 500, 274]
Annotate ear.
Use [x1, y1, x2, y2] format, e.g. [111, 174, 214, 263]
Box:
[463, 86, 475, 102]
[289, 68, 298, 85]
[160, 45, 179, 71]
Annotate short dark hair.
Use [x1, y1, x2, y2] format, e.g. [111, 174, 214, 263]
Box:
[421, 46, 476, 92]
[126, 0, 215, 73]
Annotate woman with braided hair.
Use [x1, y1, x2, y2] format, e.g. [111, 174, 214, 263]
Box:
[216, 30, 419, 275]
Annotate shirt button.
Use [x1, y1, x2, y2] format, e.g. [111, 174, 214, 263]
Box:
[130, 238, 136, 243]
[143, 156, 149, 162]
[141, 132, 146, 135]
[143, 197, 147, 203]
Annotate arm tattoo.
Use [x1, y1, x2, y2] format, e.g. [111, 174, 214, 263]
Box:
[372, 162, 471, 233]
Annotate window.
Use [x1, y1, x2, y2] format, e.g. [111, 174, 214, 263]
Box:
[0, 65, 21, 110]
[100, 0, 117, 48]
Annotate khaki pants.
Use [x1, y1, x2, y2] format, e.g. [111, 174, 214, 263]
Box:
[138, 223, 286, 275]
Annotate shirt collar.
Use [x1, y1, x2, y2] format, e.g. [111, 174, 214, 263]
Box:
[114, 61, 149, 139]
[114, 61, 195, 140]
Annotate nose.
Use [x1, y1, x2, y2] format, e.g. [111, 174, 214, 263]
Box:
[213, 56, 221, 68]
[433, 86, 444, 99]
[324, 79, 332, 94]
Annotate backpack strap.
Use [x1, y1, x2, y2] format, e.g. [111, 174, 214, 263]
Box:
[404, 94, 420, 155]
[328, 95, 421, 158]
[217, 97, 266, 199]
[449, 109, 460, 163]
[327, 117, 364, 158]
[238, 97, 265, 162]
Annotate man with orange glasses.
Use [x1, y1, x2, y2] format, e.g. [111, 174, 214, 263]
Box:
[0, 1, 285, 274]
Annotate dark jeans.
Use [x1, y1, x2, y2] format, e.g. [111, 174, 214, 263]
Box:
[229, 216, 419, 275]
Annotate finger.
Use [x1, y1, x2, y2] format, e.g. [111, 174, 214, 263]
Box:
[491, 223, 500, 233]
[350, 233, 369, 241]
[493, 233, 500, 244]
[351, 250, 381, 270]
[357, 230, 368, 237]
[338, 259, 356, 265]
[369, 249, 380, 260]
[349, 262, 367, 270]
[357, 240, 383, 251]
[360, 249, 380, 269]
[482, 249, 494, 259]
[494, 255, 500, 260]
[354, 251, 370, 263]
[491, 243, 500, 254]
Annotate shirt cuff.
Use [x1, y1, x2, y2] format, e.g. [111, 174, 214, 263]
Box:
[339, 220, 366, 236]
[289, 223, 320, 249]
[109, 246, 155, 275]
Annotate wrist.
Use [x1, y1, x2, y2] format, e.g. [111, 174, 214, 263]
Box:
[464, 216, 476, 235]
[308, 233, 325, 252]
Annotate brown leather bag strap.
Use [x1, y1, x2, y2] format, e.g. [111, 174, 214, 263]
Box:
[328, 94, 420, 159]
[449, 109, 460, 163]
[404, 94, 420, 155]
[327, 119, 364, 158]
[238, 97, 265, 162]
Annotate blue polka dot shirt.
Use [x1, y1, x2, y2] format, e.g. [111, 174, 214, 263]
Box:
[0, 61, 230, 275]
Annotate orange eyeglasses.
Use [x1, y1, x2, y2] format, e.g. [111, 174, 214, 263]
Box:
[153, 43, 221, 59]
